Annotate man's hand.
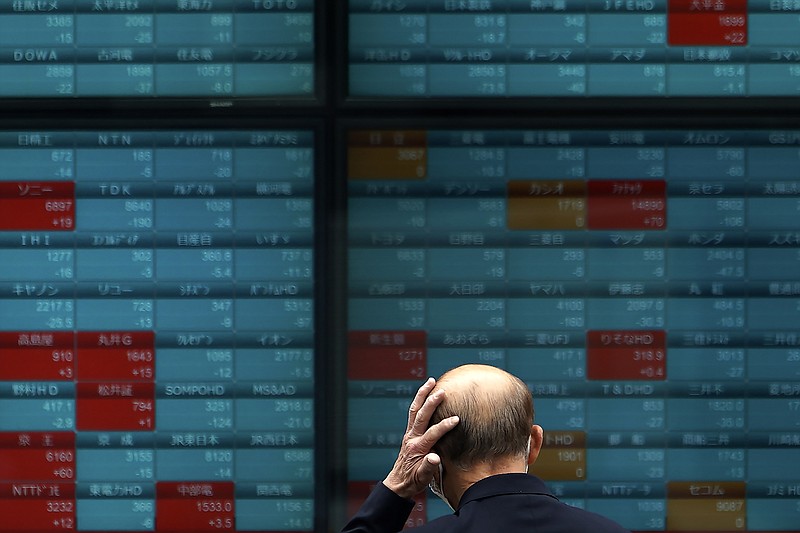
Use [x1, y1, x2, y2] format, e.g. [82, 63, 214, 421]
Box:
[382, 377, 459, 500]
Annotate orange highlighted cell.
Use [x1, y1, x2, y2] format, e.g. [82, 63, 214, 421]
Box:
[507, 180, 586, 230]
[667, 482, 746, 531]
[348, 130, 427, 147]
[535, 431, 586, 481]
[348, 147, 427, 180]
[348, 130, 428, 180]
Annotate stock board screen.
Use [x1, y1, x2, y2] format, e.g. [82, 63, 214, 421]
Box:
[0, 1, 314, 98]
[346, 127, 800, 532]
[0, 128, 315, 532]
[348, 0, 799, 97]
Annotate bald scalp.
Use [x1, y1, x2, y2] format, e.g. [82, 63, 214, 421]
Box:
[430, 365, 534, 470]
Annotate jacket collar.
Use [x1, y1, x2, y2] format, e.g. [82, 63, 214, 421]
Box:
[457, 473, 559, 510]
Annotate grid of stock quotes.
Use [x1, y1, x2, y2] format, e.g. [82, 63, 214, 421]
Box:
[346, 128, 800, 532]
[0, 129, 315, 532]
[349, 0, 800, 97]
[0, 0, 314, 98]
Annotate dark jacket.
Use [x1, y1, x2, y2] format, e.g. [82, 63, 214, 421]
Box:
[342, 473, 631, 533]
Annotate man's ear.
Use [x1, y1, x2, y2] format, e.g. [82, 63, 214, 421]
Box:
[527, 425, 544, 466]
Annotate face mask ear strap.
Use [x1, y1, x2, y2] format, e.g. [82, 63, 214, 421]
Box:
[429, 461, 453, 511]
[525, 437, 532, 473]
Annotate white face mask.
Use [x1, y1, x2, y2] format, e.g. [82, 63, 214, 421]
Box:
[428, 461, 453, 511]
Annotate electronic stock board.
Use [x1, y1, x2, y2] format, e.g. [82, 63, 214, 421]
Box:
[349, 0, 800, 97]
[0, 127, 316, 532]
[346, 127, 800, 532]
[0, 0, 314, 98]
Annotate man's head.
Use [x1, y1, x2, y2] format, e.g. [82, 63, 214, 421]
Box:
[429, 364, 538, 471]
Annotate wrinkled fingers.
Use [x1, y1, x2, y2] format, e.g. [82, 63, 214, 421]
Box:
[405, 377, 436, 434]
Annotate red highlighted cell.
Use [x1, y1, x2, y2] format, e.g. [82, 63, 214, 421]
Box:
[668, 13, 747, 46]
[156, 482, 235, 531]
[76, 331, 155, 381]
[0, 182, 75, 231]
[587, 330, 666, 380]
[346, 481, 374, 519]
[0, 482, 75, 531]
[668, 0, 747, 45]
[348, 331, 427, 380]
[587, 180, 666, 230]
[0, 332, 74, 381]
[0, 433, 75, 482]
[348, 481, 427, 529]
[667, 0, 747, 11]
[76, 382, 155, 431]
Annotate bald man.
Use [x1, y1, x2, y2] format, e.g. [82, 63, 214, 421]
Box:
[341, 364, 630, 533]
